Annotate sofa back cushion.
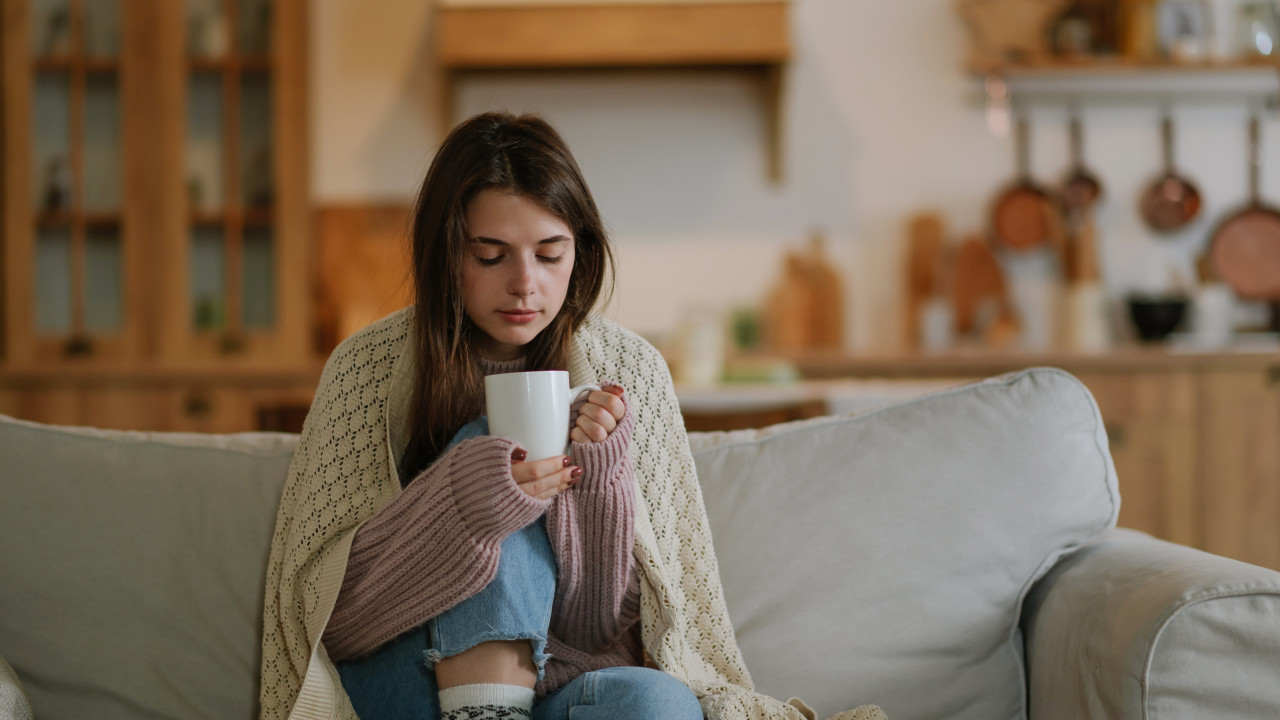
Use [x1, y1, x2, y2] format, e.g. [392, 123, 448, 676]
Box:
[688, 368, 1119, 720]
[0, 415, 297, 720]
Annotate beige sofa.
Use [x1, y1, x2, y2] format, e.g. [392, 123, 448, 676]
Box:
[1, 368, 1278, 720]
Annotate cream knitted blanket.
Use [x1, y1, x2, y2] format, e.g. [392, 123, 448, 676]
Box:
[259, 308, 885, 720]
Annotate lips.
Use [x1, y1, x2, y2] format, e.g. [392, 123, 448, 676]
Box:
[498, 309, 539, 324]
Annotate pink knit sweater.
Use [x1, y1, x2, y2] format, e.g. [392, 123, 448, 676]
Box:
[321, 365, 642, 697]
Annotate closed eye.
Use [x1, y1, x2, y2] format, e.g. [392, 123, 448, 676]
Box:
[538, 255, 565, 264]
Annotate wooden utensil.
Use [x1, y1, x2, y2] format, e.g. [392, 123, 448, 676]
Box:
[992, 116, 1065, 252]
[1209, 113, 1280, 301]
[905, 213, 946, 347]
[1140, 112, 1202, 234]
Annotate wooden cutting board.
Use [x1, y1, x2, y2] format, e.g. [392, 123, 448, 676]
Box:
[765, 252, 812, 354]
[806, 232, 844, 350]
[952, 234, 1017, 345]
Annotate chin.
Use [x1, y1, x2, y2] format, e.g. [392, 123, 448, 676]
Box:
[481, 324, 548, 356]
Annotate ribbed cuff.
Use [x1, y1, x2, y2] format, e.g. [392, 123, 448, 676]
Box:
[569, 403, 634, 490]
[447, 435, 552, 539]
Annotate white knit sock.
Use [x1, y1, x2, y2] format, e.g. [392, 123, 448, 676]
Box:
[438, 683, 534, 720]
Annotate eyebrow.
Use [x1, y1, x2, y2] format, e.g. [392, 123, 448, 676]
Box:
[470, 235, 571, 246]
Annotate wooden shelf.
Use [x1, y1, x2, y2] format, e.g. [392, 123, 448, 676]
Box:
[188, 56, 272, 73]
[970, 56, 1280, 74]
[36, 210, 123, 228]
[190, 208, 274, 226]
[438, 1, 788, 68]
[34, 56, 121, 73]
[973, 58, 1280, 106]
[435, 1, 791, 181]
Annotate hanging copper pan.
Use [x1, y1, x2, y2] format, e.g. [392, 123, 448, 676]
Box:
[991, 116, 1064, 252]
[1060, 111, 1103, 215]
[1140, 113, 1202, 234]
[1209, 114, 1280, 301]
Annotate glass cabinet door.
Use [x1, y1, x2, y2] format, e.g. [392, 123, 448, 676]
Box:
[184, 0, 276, 354]
[27, 0, 127, 359]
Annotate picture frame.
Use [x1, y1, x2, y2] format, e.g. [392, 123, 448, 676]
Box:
[1157, 0, 1214, 62]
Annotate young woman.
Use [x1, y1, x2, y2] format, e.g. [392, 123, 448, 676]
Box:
[259, 112, 865, 720]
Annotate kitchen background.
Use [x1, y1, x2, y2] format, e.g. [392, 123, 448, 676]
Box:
[314, 0, 1278, 353]
[2, 0, 1278, 570]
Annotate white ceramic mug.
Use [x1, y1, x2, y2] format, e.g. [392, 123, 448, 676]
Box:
[485, 370, 600, 461]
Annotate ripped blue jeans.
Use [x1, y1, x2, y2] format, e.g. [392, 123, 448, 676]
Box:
[334, 417, 702, 720]
[335, 416, 553, 717]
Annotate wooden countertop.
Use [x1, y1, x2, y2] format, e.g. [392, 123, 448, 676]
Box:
[792, 344, 1280, 379]
[0, 363, 326, 386]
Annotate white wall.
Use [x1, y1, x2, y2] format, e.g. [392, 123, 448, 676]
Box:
[312, 0, 1278, 351]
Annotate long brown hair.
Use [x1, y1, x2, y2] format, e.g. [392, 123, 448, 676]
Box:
[400, 111, 614, 482]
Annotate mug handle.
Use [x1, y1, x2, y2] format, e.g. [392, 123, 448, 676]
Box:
[569, 383, 601, 405]
[567, 384, 602, 449]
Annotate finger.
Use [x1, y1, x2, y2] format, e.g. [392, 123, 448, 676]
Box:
[575, 414, 611, 443]
[526, 466, 580, 500]
[532, 461, 583, 497]
[578, 402, 618, 434]
[512, 454, 572, 486]
[585, 391, 626, 421]
[603, 384, 625, 398]
[597, 391, 626, 421]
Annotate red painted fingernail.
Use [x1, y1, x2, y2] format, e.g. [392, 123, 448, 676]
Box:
[566, 478, 580, 488]
[562, 456, 572, 467]
[570, 466, 584, 480]
[512, 448, 527, 462]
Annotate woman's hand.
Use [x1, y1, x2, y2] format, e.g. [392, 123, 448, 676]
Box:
[510, 448, 582, 500]
[570, 385, 626, 444]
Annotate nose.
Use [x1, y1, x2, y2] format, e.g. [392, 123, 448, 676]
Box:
[508, 256, 536, 297]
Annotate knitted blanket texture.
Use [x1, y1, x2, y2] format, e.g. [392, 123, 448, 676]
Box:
[258, 308, 884, 720]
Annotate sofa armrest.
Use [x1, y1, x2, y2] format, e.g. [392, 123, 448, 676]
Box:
[1023, 528, 1280, 720]
[0, 653, 33, 720]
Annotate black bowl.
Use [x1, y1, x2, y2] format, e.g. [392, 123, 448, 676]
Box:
[1126, 296, 1189, 342]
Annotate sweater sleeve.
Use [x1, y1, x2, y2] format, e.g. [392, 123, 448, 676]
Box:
[322, 434, 552, 661]
[544, 396, 641, 652]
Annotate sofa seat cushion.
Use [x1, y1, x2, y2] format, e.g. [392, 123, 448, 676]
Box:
[688, 368, 1119, 720]
[0, 415, 297, 720]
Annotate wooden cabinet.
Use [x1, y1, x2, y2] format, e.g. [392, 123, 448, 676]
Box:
[2, 0, 310, 372]
[2, 0, 313, 433]
[0, 366, 319, 433]
[796, 351, 1280, 570]
[1073, 369, 1200, 548]
[1198, 366, 1280, 569]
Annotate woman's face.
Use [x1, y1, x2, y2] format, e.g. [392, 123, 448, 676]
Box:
[461, 189, 576, 360]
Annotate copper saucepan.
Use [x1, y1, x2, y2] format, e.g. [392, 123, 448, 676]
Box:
[991, 116, 1064, 252]
[1209, 113, 1280, 302]
[1060, 111, 1103, 215]
[1140, 113, 1202, 234]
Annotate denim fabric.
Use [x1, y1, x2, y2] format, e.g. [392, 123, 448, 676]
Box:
[424, 519, 556, 677]
[337, 416, 554, 720]
[532, 666, 703, 720]
[334, 518, 555, 720]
